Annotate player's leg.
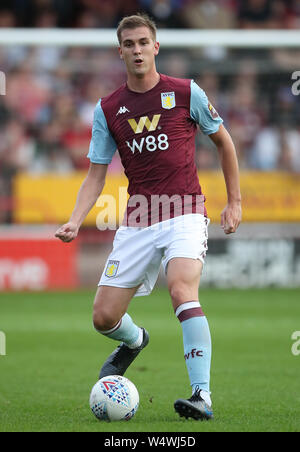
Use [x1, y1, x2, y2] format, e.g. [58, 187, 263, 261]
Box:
[167, 257, 213, 420]
[94, 285, 149, 379]
[94, 225, 162, 379]
[93, 285, 135, 329]
[93, 285, 140, 343]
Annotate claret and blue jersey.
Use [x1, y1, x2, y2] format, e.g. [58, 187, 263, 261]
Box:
[87, 74, 223, 223]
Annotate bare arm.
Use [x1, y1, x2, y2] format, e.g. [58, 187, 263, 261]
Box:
[55, 163, 108, 242]
[209, 124, 242, 234]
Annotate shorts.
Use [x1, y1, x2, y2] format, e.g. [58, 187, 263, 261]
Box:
[99, 214, 210, 297]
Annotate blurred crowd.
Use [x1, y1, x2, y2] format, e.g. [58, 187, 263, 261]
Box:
[0, 0, 300, 223]
[0, 0, 300, 29]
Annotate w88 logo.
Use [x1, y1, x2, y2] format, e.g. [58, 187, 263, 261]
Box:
[126, 134, 169, 154]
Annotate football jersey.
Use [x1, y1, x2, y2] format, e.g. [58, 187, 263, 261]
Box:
[88, 74, 223, 226]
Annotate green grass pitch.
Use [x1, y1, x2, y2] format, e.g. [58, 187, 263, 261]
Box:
[0, 288, 299, 432]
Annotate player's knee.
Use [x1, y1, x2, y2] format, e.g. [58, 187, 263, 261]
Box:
[169, 283, 189, 306]
[93, 307, 118, 332]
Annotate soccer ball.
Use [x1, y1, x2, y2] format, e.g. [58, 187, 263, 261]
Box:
[89, 375, 139, 421]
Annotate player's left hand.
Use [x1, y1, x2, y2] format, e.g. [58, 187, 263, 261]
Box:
[221, 201, 242, 235]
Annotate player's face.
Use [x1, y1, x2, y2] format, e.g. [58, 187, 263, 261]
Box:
[119, 26, 159, 77]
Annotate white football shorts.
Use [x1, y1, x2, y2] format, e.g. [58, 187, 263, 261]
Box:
[99, 214, 210, 297]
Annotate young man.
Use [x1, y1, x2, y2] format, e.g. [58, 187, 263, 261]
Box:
[55, 13, 242, 421]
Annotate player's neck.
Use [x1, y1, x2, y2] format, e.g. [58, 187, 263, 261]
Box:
[126, 70, 160, 93]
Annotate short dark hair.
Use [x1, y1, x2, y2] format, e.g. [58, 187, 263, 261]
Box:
[117, 13, 157, 45]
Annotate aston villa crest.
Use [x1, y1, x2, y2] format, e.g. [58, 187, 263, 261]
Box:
[161, 92, 176, 110]
[105, 260, 120, 278]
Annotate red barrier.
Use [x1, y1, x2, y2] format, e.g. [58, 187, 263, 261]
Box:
[0, 236, 78, 291]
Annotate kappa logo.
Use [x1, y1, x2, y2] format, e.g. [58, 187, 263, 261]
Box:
[117, 106, 130, 116]
[184, 348, 203, 360]
[128, 114, 161, 134]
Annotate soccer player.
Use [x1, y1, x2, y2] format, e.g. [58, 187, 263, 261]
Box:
[55, 13, 242, 421]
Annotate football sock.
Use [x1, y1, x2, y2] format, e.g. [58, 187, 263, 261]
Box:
[192, 386, 212, 407]
[175, 301, 212, 395]
[96, 313, 142, 349]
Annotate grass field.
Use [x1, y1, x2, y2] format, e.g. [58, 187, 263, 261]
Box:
[0, 288, 299, 433]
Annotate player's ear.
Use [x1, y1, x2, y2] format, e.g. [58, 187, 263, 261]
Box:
[154, 41, 160, 56]
[118, 46, 123, 59]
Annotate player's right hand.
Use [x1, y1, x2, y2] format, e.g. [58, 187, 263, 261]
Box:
[55, 222, 79, 243]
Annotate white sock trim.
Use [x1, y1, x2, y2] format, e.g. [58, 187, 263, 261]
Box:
[175, 301, 201, 318]
[97, 319, 122, 335]
[127, 327, 143, 349]
[200, 390, 212, 407]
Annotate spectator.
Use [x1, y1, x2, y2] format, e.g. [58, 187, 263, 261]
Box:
[5, 62, 51, 125]
[285, 130, 300, 173]
[238, 0, 273, 29]
[183, 0, 236, 29]
[250, 126, 300, 172]
[250, 127, 282, 170]
[286, 0, 300, 29]
[61, 114, 92, 170]
[32, 120, 74, 173]
[225, 60, 266, 168]
[0, 10, 16, 27]
[0, 118, 35, 221]
[138, 0, 186, 28]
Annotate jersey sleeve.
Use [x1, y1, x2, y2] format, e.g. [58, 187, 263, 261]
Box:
[190, 80, 223, 135]
[87, 99, 117, 164]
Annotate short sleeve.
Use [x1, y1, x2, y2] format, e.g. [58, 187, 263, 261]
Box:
[190, 80, 223, 135]
[87, 99, 117, 164]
